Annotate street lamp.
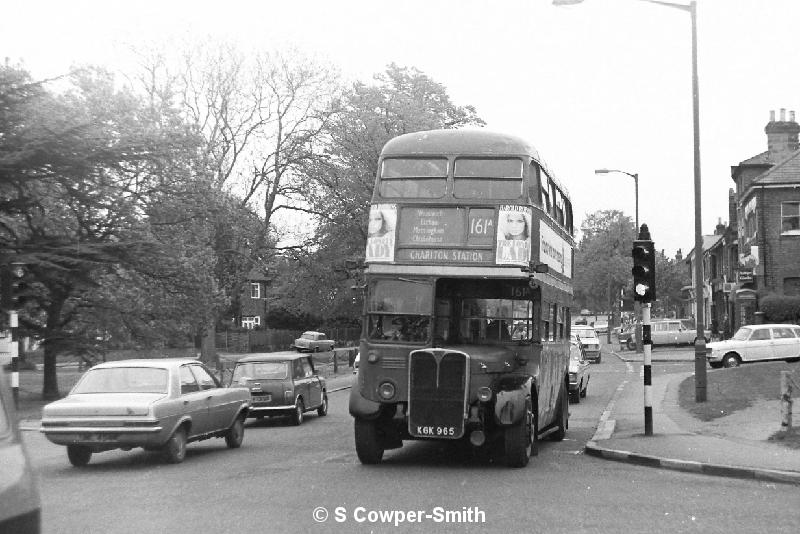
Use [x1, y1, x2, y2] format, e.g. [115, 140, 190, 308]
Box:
[595, 168, 640, 348]
[594, 169, 639, 230]
[557, 0, 705, 402]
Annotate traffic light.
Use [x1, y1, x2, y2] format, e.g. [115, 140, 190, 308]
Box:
[1, 263, 29, 311]
[631, 233, 656, 303]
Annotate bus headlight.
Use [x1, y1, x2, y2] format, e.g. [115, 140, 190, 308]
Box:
[378, 381, 396, 400]
[477, 387, 493, 402]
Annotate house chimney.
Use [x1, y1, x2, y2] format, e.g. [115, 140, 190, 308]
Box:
[715, 217, 726, 235]
[728, 188, 737, 234]
[765, 108, 800, 155]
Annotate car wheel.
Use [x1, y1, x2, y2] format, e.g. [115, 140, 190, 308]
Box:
[549, 382, 568, 442]
[504, 396, 536, 467]
[163, 426, 188, 464]
[290, 398, 304, 426]
[722, 353, 741, 368]
[67, 445, 92, 467]
[317, 394, 328, 417]
[225, 415, 245, 449]
[627, 340, 636, 350]
[354, 418, 385, 464]
[595, 355, 601, 364]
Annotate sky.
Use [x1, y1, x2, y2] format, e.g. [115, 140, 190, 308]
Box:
[3, 0, 800, 257]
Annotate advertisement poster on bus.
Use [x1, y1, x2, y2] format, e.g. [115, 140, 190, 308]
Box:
[539, 220, 572, 278]
[495, 205, 531, 266]
[365, 204, 397, 262]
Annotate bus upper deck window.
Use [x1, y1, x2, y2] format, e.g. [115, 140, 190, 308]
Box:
[453, 158, 523, 199]
[379, 158, 447, 198]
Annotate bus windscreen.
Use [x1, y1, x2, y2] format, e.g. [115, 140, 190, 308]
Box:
[453, 158, 523, 199]
[379, 158, 447, 198]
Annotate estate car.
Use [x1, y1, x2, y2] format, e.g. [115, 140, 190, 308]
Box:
[706, 323, 800, 368]
[229, 353, 328, 425]
[41, 359, 251, 466]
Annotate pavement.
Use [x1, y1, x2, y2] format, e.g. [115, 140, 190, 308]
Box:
[13, 346, 800, 485]
[589, 344, 800, 485]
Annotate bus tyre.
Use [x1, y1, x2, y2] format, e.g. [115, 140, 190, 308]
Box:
[354, 418, 385, 464]
[504, 397, 535, 468]
[549, 381, 568, 441]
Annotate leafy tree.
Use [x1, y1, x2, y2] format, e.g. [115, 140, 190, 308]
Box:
[1, 64, 205, 398]
[284, 64, 485, 319]
[573, 210, 637, 314]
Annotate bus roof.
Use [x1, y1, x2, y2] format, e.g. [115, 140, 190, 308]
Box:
[380, 129, 570, 201]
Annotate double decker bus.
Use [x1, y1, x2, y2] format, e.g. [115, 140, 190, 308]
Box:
[349, 129, 575, 467]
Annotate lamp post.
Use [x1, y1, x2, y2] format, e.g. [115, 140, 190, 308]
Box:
[595, 168, 640, 349]
[558, 0, 705, 401]
[594, 169, 639, 230]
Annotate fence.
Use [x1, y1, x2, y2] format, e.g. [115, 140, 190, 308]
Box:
[215, 327, 361, 353]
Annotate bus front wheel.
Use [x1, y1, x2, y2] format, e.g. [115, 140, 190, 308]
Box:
[354, 418, 385, 464]
[504, 396, 536, 468]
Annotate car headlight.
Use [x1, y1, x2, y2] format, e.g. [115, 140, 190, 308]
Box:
[569, 372, 577, 381]
[477, 386, 493, 402]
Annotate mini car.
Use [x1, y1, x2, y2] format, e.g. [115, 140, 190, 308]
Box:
[0, 356, 41, 533]
[706, 323, 800, 368]
[568, 341, 590, 403]
[571, 326, 601, 363]
[229, 352, 327, 425]
[293, 331, 335, 352]
[41, 359, 251, 466]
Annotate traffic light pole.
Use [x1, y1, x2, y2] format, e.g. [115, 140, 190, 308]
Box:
[632, 224, 656, 436]
[642, 303, 653, 435]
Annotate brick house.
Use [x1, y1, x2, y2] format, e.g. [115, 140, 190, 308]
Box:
[727, 109, 800, 330]
[238, 268, 270, 329]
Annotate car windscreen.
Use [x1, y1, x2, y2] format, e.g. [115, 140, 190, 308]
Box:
[72, 367, 169, 394]
[231, 361, 288, 382]
[573, 330, 598, 341]
[732, 327, 752, 341]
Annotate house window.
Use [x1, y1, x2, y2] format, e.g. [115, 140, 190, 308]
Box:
[784, 277, 800, 296]
[242, 316, 261, 329]
[250, 283, 261, 299]
[781, 202, 800, 235]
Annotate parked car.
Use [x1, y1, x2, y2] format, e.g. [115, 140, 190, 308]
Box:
[229, 352, 327, 425]
[568, 341, 590, 403]
[571, 325, 601, 363]
[41, 359, 250, 466]
[706, 323, 800, 368]
[593, 321, 609, 334]
[623, 319, 709, 350]
[293, 331, 335, 352]
[353, 352, 360, 374]
[0, 356, 41, 533]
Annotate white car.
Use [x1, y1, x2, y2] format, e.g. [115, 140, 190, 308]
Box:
[353, 352, 360, 374]
[706, 323, 800, 368]
[571, 326, 601, 363]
